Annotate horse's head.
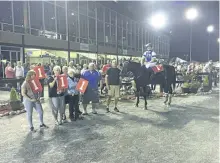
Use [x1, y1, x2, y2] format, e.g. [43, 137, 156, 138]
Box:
[121, 60, 141, 78]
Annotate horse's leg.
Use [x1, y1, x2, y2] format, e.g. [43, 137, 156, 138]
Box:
[167, 85, 173, 106]
[135, 90, 140, 107]
[160, 84, 163, 97]
[164, 93, 168, 105]
[143, 88, 148, 110]
[163, 82, 169, 105]
[143, 94, 147, 110]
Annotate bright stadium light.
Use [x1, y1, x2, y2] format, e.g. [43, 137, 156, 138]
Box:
[149, 12, 167, 29]
[218, 38, 220, 42]
[207, 25, 214, 33]
[185, 8, 198, 20]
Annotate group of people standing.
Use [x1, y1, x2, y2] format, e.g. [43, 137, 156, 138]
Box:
[21, 60, 122, 132]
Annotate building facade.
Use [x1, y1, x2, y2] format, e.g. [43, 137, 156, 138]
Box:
[0, 1, 170, 64]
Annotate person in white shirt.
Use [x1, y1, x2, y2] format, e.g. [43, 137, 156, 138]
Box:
[81, 64, 88, 74]
[68, 61, 77, 71]
[14, 61, 24, 91]
[203, 60, 213, 73]
[15, 61, 24, 79]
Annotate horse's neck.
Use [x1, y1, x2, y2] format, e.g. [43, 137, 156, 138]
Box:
[131, 68, 141, 78]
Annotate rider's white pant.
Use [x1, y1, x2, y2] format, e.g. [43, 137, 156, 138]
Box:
[145, 62, 156, 68]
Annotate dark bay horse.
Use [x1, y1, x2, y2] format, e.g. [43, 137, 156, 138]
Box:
[121, 61, 176, 110]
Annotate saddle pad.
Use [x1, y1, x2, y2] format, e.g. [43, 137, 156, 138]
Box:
[152, 65, 164, 73]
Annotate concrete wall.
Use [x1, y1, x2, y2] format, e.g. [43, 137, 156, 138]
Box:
[25, 35, 68, 50]
[0, 31, 141, 57]
[0, 31, 22, 45]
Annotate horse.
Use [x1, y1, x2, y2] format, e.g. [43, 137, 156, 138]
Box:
[121, 60, 176, 110]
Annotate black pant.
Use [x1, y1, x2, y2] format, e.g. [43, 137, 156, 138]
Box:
[68, 95, 80, 120]
[151, 84, 156, 90]
[39, 79, 44, 97]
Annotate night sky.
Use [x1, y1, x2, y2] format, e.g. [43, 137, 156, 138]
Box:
[101, 1, 219, 62]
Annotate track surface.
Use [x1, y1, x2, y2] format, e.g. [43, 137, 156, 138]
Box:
[0, 88, 219, 163]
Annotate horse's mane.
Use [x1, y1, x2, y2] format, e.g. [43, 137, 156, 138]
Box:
[127, 60, 141, 66]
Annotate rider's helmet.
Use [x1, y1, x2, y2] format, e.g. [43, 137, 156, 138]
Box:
[145, 43, 153, 51]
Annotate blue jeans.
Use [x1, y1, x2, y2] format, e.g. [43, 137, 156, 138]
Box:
[23, 98, 44, 128]
[48, 96, 65, 122]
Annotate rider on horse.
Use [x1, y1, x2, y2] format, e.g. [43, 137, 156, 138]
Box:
[141, 43, 162, 74]
[141, 43, 157, 68]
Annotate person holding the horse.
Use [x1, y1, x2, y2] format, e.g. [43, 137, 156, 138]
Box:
[105, 60, 121, 113]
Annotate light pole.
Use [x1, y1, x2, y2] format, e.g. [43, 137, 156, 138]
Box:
[207, 25, 214, 61]
[185, 8, 198, 62]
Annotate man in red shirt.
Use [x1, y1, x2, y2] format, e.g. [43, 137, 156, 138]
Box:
[102, 60, 111, 74]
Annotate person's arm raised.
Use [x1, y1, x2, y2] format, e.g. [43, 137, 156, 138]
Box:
[49, 76, 57, 88]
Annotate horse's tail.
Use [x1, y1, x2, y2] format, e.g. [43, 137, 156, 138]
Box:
[172, 67, 176, 91]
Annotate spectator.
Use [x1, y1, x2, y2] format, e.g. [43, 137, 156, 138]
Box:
[100, 70, 106, 94]
[23, 63, 30, 77]
[21, 70, 48, 132]
[37, 63, 45, 100]
[67, 69, 83, 121]
[48, 66, 66, 125]
[12, 62, 17, 68]
[203, 60, 213, 73]
[62, 66, 68, 122]
[81, 63, 101, 115]
[105, 60, 121, 112]
[102, 60, 111, 74]
[62, 66, 68, 75]
[69, 61, 77, 72]
[81, 64, 88, 74]
[49, 62, 54, 75]
[15, 61, 24, 79]
[30, 64, 36, 70]
[44, 63, 50, 75]
[5, 62, 15, 78]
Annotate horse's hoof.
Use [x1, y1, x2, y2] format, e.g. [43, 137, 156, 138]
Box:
[164, 102, 167, 106]
[135, 105, 139, 107]
[143, 106, 147, 110]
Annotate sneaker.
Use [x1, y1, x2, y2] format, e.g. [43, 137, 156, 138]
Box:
[82, 112, 88, 115]
[40, 124, 49, 128]
[58, 121, 63, 125]
[78, 115, 84, 120]
[78, 110, 82, 114]
[106, 108, 110, 113]
[62, 119, 68, 123]
[92, 111, 97, 114]
[30, 127, 35, 132]
[55, 121, 59, 125]
[114, 107, 119, 112]
[62, 115, 67, 120]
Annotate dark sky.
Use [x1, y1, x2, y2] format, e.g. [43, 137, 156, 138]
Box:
[101, 1, 219, 62]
